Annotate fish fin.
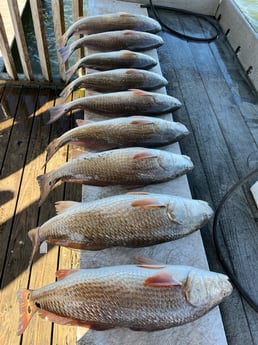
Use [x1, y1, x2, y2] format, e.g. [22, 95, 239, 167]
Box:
[56, 268, 79, 281]
[55, 200, 80, 214]
[124, 30, 135, 36]
[119, 12, 134, 17]
[65, 63, 79, 82]
[129, 89, 148, 96]
[59, 45, 72, 64]
[126, 69, 138, 74]
[144, 273, 182, 287]
[135, 256, 165, 267]
[38, 309, 89, 328]
[58, 32, 68, 49]
[47, 105, 66, 124]
[127, 191, 150, 195]
[59, 84, 73, 100]
[133, 151, 158, 160]
[45, 138, 60, 163]
[131, 198, 166, 209]
[17, 289, 37, 335]
[130, 118, 154, 125]
[76, 119, 93, 126]
[27, 228, 41, 269]
[122, 50, 136, 57]
[37, 172, 55, 206]
[71, 147, 88, 159]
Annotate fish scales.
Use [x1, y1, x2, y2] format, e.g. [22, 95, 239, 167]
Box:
[65, 51, 157, 82]
[48, 90, 182, 124]
[45, 116, 189, 163]
[37, 148, 193, 205]
[60, 69, 168, 99]
[30, 193, 213, 251]
[59, 12, 161, 47]
[17, 265, 232, 335]
[59, 31, 164, 64]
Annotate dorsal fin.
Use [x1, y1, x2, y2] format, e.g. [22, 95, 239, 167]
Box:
[76, 119, 93, 126]
[55, 201, 79, 215]
[144, 273, 182, 287]
[130, 89, 148, 96]
[133, 151, 157, 160]
[56, 269, 79, 281]
[131, 198, 165, 209]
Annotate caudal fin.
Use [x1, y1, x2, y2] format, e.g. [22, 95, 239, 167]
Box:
[27, 227, 41, 269]
[45, 138, 61, 163]
[65, 61, 80, 82]
[17, 289, 37, 335]
[37, 172, 55, 206]
[59, 83, 73, 100]
[58, 32, 68, 49]
[59, 45, 73, 64]
[47, 105, 66, 124]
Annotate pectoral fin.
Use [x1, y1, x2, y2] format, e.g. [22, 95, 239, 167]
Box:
[131, 198, 165, 209]
[144, 273, 182, 287]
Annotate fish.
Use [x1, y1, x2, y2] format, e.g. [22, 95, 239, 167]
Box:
[59, 12, 162, 47]
[17, 264, 232, 335]
[45, 116, 189, 163]
[65, 51, 157, 82]
[28, 192, 213, 259]
[37, 147, 193, 205]
[48, 89, 182, 124]
[60, 69, 168, 100]
[59, 30, 164, 64]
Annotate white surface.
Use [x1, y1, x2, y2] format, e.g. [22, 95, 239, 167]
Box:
[78, 1, 229, 344]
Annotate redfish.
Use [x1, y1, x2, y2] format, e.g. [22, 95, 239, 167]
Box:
[48, 89, 182, 124]
[65, 51, 157, 82]
[59, 12, 161, 47]
[60, 69, 168, 100]
[17, 264, 232, 335]
[37, 147, 193, 205]
[28, 192, 213, 259]
[59, 30, 164, 64]
[45, 116, 189, 163]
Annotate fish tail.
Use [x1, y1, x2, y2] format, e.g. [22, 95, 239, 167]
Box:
[17, 289, 37, 335]
[27, 227, 41, 269]
[59, 84, 72, 100]
[59, 45, 72, 64]
[47, 105, 66, 124]
[45, 138, 60, 163]
[65, 62, 79, 82]
[58, 32, 68, 48]
[37, 172, 55, 206]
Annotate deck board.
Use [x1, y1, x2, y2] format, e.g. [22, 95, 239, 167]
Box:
[0, 86, 81, 345]
[155, 8, 258, 345]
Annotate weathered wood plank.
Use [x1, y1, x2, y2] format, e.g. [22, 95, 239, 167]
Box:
[7, 0, 33, 80]
[0, 14, 18, 79]
[156, 8, 258, 345]
[29, 0, 52, 81]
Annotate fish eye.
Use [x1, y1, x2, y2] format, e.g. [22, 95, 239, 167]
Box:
[35, 302, 41, 308]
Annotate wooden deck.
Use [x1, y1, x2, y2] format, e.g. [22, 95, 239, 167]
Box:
[0, 85, 82, 344]
[154, 7, 258, 345]
[1, 3, 258, 345]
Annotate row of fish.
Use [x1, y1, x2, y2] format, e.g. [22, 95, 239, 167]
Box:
[17, 12, 232, 337]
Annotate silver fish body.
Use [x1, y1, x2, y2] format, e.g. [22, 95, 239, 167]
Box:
[59, 30, 164, 64]
[45, 116, 189, 163]
[59, 12, 161, 47]
[17, 264, 232, 335]
[30, 192, 213, 250]
[65, 51, 157, 82]
[60, 69, 168, 99]
[37, 147, 193, 205]
[48, 89, 182, 124]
